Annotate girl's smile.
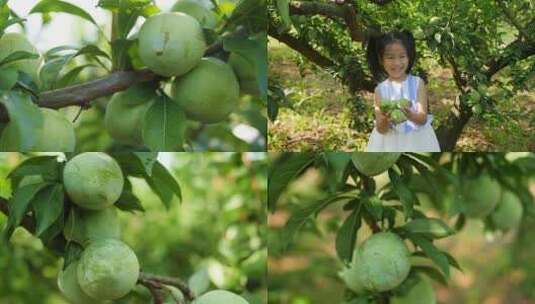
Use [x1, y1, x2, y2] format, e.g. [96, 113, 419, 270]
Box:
[381, 42, 409, 81]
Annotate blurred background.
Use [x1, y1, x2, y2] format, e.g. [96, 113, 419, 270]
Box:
[0, 152, 267, 304]
[268, 152, 535, 304]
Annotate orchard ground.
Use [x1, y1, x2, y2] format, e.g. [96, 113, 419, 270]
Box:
[268, 40, 535, 151]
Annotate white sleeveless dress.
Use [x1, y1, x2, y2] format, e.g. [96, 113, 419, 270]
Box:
[367, 74, 440, 152]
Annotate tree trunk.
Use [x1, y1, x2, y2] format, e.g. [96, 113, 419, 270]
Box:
[435, 102, 472, 151]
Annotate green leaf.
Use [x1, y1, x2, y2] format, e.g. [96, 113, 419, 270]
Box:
[388, 168, 415, 219]
[39, 54, 74, 90]
[0, 91, 43, 151]
[115, 178, 144, 212]
[335, 204, 361, 263]
[275, 0, 291, 31]
[410, 234, 450, 279]
[8, 155, 61, 189]
[225, 0, 266, 32]
[2, 182, 49, 240]
[0, 66, 18, 90]
[30, 0, 97, 26]
[223, 34, 268, 99]
[31, 183, 64, 236]
[268, 153, 316, 211]
[411, 265, 448, 286]
[324, 152, 352, 186]
[282, 193, 355, 250]
[133, 152, 158, 176]
[63, 241, 84, 270]
[146, 161, 182, 207]
[142, 95, 187, 151]
[56, 64, 96, 87]
[0, 50, 39, 67]
[400, 218, 454, 239]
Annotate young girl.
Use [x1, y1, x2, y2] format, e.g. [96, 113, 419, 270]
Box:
[365, 30, 440, 152]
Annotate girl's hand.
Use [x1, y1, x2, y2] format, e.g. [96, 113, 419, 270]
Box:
[401, 106, 426, 125]
[376, 111, 390, 134]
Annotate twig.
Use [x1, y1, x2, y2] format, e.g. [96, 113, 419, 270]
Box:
[138, 272, 195, 302]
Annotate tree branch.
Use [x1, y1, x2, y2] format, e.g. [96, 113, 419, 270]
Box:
[0, 35, 233, 120]
[486, 38, 535, 77]
[289, 1, 366, 41]
[268, 24, 335, 68]
[37, 69, 158, 109]
[138, 272, 195, 304]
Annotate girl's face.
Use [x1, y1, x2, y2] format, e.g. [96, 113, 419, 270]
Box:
[381, 41, 409, 80]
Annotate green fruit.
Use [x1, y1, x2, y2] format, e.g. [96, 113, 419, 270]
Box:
[64, 207, 121, 245]
[339, 263, 366, 294]
[391, 276, 436, 304]
[0, 33, 42, 83]
[0, 108, 76, 151]
[193, 290, 249, 304]
[460, 174, 501, 218]
[398, 98, 410, 108]
[351, 152, 401, 176]
[172, 0, 219, 29]
[77, 239, 139, 300]
[380, 100, 395, 113]
[228, 53, 261, 96]
[58, 261, 101, 304]
[63, 152, 124, 210]
[390, 109, 407, 124]
[104, 85, 155, 146]
[138, 12, 206, 77]
[172, 57, 239, 123]
[490, 191, 523, 230]
[353, 232, 411, 292]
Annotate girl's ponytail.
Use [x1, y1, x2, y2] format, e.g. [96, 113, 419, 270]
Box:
[401, 30, 416, 70]
[366, 34, 384, 83]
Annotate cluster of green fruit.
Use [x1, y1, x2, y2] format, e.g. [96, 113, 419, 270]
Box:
[339, 232, 436, 303]
[458, 174, 523, 231]
[40, 152, 250, 303]
[0, 0, 261, 151]
[47, 152, 138, 303]
[379, 98, 411, 125]
[352, 153, 524, 231]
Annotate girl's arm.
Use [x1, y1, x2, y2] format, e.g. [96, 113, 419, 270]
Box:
[374, 88, 390, 134]
[404, 77, 428, 125]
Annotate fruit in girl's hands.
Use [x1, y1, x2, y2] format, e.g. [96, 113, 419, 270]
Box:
[380, 99, 396, 113]
[390, 109, 407, 124]
[351, 152, 401, 176]
[399, 98, 410, 108]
